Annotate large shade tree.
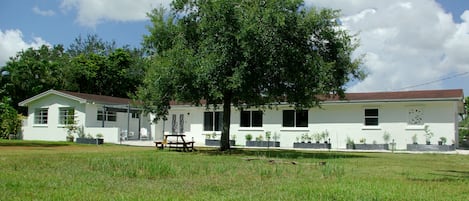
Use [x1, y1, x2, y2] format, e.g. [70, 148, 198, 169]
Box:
[138, 0, 364, 151]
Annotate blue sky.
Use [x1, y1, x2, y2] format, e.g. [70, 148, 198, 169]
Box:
[1, 0, 469, 95]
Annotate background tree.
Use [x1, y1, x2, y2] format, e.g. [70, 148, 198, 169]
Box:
[139, 0, 364, 151]
[1, 45, 68, 111]
[65, 34, 146, 97]
[1, 34, 146, 111]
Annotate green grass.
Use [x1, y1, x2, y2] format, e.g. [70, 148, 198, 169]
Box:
[1, 141, 468, 200]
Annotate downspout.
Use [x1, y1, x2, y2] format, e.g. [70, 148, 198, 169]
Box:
[127, 104, 130, 140]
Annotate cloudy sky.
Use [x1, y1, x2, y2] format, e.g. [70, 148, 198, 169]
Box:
[1, 0, 469, 94]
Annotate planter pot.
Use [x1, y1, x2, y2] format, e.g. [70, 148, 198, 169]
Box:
[66, 136, 74, 142]
[8, 134, 17, 140]
[205, 139, 235, 146]
[293, 143, 331, 149]
[406, 144, 455, 151]
[346, 144, 355, 149]
[76, 138, 103, 145]
[354, 144, 389, 150]
[246, 141, 280, 147]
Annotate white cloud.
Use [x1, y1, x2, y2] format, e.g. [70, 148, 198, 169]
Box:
[60, 0, 171, 28]
[0, 29, 51, 67]
[305, 0, 469, 92]
[32, 6, 56, 16]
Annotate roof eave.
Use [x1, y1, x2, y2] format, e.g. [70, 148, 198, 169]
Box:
[18, 89, 87, 107]
[323, 97, 463, 104]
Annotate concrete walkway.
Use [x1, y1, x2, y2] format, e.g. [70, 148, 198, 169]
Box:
[121, 140, 469, 155]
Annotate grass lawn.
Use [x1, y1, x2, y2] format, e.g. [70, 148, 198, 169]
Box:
[1, 140, 468, 201]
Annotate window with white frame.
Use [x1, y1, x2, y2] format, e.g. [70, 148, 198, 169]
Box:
[97, 110, 117, 122]
[59, 107, 75, 124]
[282, 110, 308, 127]
[364, 108, 379, 126]
[240, 111, 263, 127]
[408, 107, 424, 125]
[204, 112, 223, 131]
[34, 108, 48, 124]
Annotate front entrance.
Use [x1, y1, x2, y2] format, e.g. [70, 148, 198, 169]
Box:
[171, 113, 187, 135]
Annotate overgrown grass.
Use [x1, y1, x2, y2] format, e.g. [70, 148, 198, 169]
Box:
[1, 142, 468, 200]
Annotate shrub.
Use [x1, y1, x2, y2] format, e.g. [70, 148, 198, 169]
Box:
[245, 134, 252, 141]
[0, 98, 23, 139]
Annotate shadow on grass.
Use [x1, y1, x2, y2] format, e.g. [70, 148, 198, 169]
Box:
[0, 140, 71, 147]
[433, 170, 469, 180]
[406, 170, 469, 183]
[197, 147, 368, 160]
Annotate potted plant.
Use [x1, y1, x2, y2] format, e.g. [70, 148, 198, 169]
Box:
[313, 133, 321, 143]
[205, 132, 219, 146]
[321, 130, 329, 144]
[383, 131, 390, 144]
[205, 132, 235, 146]
[231, 134, 237, 146]
[293, 131, 330, 149]
[346, 137, 355, 149]
[95, 133, 104, 144]
[245, 134, 253, 141]
[439, 137, 447, 145]
[300, 133, 307, 143]
[407, 128, 455, 151]
[424, 125, 433, 145]
[359, 138, 366, 144]
[255, 134, 263, 141]
[66, 133, 74, 142]
[76, 131, 103, 145]
[412, 134, 418, 144]
[246, 131, 280, 147]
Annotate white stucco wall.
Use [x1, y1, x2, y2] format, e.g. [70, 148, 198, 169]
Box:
[21, 94, 152, 143]
[151, 100, 459, 150]
[22, 94, 86, 141]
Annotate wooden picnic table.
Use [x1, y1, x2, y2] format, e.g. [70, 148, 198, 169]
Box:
[154, 134, 195, 152]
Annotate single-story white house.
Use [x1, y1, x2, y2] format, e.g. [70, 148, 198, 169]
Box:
[19, 89, 464, 150]
[19, 89, 152, 143]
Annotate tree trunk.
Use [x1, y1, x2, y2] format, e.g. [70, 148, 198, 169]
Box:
[220, 92, 232, 151]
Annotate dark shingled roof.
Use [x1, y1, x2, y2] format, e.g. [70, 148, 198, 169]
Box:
[55, 89, 463, 106]
[326, 89, 464, 102]
[58, 90, 134, 105]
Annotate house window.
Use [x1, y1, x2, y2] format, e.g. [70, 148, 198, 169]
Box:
[97, 110, 117, 122]
[131, 112, 140, 119]
[364, 108, 379, 126]
[282, 110, 308, 127]
[408, 107, 424, 125]
[240, 111, 263, 127]
[34, 108, 48, 124]
[204, 112, 223, 131]
[59, 107, 75, 124]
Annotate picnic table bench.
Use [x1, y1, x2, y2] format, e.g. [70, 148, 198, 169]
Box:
[154, 134, 195, 152]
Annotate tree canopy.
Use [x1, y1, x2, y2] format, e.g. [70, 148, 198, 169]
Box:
[138, 0, 364, 151]
[0, 34, 147, 111]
